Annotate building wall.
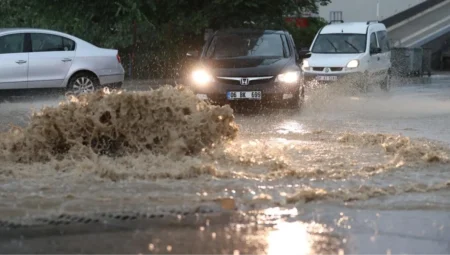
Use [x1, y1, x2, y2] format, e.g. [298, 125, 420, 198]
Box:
[318, 0, 427, 22]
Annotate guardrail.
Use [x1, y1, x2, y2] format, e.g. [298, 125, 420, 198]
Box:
[390, 47, 432, 77]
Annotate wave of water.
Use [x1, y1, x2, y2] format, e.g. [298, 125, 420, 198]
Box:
[1, 86, 450, 220]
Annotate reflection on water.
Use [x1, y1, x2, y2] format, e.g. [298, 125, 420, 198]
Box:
[262, 207, 341, 255]
[263, 207, 298, 217]
[276, 120, 306, 134]
[267, 221, 311, 255]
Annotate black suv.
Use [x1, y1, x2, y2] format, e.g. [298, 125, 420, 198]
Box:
[186, 29, 310, 108]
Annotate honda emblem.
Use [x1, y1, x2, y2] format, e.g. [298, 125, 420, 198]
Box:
[240, 78, 249, 86]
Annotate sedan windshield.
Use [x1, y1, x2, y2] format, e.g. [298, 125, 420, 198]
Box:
[206, 33, 288, 59]
[311, 33, 366, 53]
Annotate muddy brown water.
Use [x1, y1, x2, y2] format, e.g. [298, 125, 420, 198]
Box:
[1, 78, 450, 254]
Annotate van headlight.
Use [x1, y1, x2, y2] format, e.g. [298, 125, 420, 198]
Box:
[346, 60, 359, 68]
[276, 71, 300, 84]
[302, 59, 310, 71]
[191, 69, 213, 86]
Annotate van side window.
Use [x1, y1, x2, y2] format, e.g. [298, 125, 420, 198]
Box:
[370, 32, 378, 49]
[376, 31, 390, 52]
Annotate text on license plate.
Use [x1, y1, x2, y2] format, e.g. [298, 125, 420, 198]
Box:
[316, 76, 337, 81]
[227, 91, 262, 100]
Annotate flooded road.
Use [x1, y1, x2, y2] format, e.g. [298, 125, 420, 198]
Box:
[1, 76, 450, 254]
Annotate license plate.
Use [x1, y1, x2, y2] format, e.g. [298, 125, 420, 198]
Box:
[226, 91, 262, 100]
[316, 76, 338, 81]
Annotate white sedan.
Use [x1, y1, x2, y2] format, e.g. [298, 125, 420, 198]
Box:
[0, 28, 125, 95]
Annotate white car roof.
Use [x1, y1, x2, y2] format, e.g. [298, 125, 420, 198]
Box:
[0, 28, 74, 38]
[0, 28, 97, 48]
[320, 22, 386, 34]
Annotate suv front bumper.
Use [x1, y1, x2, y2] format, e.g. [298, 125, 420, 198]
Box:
[189, 79, 302, 105]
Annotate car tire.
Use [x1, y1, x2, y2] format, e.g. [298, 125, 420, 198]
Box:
[67, 72, 99, 96]
[286, 86, 304, 109]
[380, 73, 391, 92]
[359, 72, 369, 93]
[287, 95, 299, 109]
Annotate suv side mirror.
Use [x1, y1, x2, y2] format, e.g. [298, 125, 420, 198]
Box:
[298, 50, 312, 59]
[186, 50, 199, 58]
[370, 47, 382, 55]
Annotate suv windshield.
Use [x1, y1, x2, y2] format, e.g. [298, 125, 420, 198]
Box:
[206, 33, 289, 59]
[312, 33, 366, 53]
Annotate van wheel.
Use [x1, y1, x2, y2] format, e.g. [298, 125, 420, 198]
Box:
[380, 69, 391, 92]
[380, 73, 391, 92]
[357, 72, 369, 93]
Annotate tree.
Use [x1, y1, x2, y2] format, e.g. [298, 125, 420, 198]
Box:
[285, 17, 329, 49]
[0, 0, 331, 78]
[1, 0, 329, 47]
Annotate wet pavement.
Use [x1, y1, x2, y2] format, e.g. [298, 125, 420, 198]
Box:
[1, 76, 450, 254]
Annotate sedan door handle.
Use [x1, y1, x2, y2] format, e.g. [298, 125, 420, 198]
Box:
[15, 60, 27, 64]
[62, 58, 72, 62]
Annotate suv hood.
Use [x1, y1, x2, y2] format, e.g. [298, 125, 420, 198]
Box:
[308, 53, 364, 67]
[202, 57, 291, 77]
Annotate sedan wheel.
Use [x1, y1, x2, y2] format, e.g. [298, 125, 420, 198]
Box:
[73, 77, 95, 94]
[67, 73, 99, 96]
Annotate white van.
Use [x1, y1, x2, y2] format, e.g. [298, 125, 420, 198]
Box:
[301, 21, 391, 91]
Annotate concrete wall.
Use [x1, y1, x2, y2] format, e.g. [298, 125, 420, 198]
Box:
[422, 33, 450, 70]
[319, 0, 427, 22]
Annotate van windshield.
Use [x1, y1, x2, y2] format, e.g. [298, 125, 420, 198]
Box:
[311, 33, 366, 54]
[205, 33, 289, 59]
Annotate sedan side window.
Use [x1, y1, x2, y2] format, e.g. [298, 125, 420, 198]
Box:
[31, 33, 65, 52]
[63, 37, 76, 51]
[0, 33, 25, 54]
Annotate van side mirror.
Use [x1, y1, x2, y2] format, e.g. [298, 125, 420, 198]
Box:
[186, 50, 199, 58]
[370, 47, 382, 55]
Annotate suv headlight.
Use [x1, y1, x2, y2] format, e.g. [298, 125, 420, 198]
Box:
[276, 71, 300, 84]
[191, 69, 213, 86]
[346, 60, 359, 68]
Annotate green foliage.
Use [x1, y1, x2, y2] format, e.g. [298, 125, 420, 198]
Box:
[0, 0, 154, 48]
[285, 17, 328, 49]
[0, 0, 331, 78]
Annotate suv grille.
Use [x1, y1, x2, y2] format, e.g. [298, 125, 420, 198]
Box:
[215, 76, 274, 86]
